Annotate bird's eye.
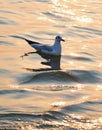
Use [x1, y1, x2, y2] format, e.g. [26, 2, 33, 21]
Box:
[57, 36, 60, 39]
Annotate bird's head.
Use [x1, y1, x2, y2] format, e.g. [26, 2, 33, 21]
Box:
[55, 35, 65, 42]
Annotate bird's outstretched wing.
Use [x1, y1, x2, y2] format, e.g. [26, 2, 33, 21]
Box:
[24, 38, 53, 52]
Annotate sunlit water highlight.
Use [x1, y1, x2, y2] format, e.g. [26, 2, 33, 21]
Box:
[0, 0, 102, 129]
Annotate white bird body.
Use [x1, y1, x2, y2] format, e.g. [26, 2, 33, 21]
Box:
[24, 35, 65, 56]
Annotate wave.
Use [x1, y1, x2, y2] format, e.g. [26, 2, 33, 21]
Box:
[0, 99, 102, 130]
[0, 17, 18, 26]
[17, 69, 101, 86]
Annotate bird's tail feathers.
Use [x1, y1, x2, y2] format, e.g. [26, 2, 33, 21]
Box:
[10, 35, 40, 45]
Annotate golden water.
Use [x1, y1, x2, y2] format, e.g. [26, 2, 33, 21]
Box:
[0, 0, 102, 129]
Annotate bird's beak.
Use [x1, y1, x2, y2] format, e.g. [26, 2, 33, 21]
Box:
[61, 38, 65, 42]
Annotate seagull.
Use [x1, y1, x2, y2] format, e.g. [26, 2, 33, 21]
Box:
[24, 35, 65, 56]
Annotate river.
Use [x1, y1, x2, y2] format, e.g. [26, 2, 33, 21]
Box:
[0, 0, 102, 129]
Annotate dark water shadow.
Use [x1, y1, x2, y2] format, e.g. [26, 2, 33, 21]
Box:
[19, 52, 77, 86]
[18, 49, 102, 86]
[19, 51, 102, 85]
[21, 51, 61, 71]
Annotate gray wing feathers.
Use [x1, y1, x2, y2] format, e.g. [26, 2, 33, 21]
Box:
[31, 44, 53, 52]
[23, 37, 53, 52]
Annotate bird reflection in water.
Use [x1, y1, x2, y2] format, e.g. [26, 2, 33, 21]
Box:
[21, 51, 61, 71]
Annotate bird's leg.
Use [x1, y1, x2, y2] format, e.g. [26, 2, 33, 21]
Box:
[20, 51, 37, 59]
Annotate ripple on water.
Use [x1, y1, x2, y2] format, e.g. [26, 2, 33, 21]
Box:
[17, 70, 79, 85]
[69, 70, 102, 83]
[0, 40, 15, 46]
[0, 106, 102, 130]
[0, 69, 10, 75]
[0, 17, 19, 26]
[43, 11, 69, 22]
[73, 26, 102, 36]
[0, 9, 21, 15]
[64, 54, 94, 62]
[16, 69, 102, 89]
[63, 100, 102, 115]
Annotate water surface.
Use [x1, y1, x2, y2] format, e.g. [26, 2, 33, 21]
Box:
[0, 0, 102, 129]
